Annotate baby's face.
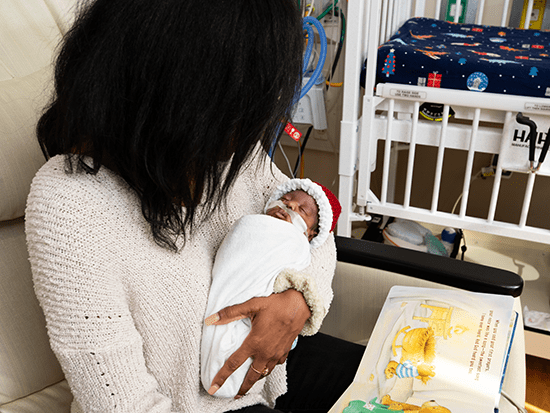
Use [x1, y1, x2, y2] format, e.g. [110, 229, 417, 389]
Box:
[265, 190, 319, 241]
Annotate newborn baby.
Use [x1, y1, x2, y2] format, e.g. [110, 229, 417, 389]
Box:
[201, 178, 341, 398]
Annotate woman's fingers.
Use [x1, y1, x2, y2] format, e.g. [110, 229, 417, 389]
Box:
[207, 346, 249, 396]
[205, 298, 261, 326]
[235, 358, 279, 399]
[207, 340, 279, 398]
[206, 290, 310, 398]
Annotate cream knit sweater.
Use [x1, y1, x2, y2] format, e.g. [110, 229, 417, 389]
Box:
[25, 149, 336, 413]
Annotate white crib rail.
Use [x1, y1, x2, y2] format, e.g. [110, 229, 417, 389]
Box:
[361, 85, 550, 244]
[337, 0, 547, 244]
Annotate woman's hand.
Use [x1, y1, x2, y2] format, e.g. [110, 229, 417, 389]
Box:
[205, 289, 311, 399]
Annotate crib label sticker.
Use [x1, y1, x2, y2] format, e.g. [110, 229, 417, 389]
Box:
[500, 113, 550, 175]
[389, 89, 427, 100]
[524, 102, 550, 113]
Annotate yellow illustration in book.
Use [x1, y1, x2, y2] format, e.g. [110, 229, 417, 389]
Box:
[384, 326, 437, 385]
[333, 287, 517, 413]
[382, 396, 450, 412]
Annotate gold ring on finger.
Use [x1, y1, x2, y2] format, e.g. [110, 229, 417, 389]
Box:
[251, 365, 269, 377]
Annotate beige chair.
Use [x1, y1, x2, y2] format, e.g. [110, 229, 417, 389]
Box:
[0, 68, 74, 413]
[0, 1, 75, 411]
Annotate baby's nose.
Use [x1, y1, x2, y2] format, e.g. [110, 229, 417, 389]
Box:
[286, 200, 299, 210]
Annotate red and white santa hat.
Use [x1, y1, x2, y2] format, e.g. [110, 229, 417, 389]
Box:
[266, 178, 341, 249]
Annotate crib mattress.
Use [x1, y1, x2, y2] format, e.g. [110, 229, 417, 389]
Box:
[371, 17, 550, 98]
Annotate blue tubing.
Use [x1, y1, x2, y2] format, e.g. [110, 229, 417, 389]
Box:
[302, 23, 315, 78]
[269, 17, 328, 158]
[300, 16, 327, 99]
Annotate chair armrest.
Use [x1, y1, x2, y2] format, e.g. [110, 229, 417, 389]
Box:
[335, 236, 523, 297]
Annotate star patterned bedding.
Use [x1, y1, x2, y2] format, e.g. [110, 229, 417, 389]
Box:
[369, 17, 550, 98]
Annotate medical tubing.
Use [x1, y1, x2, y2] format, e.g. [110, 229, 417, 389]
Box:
[516, 112, 550, 170]
[293, 125, 313, 177]
[317, 0, 337, 21]
[300, 16, 327, 99]
[328, 8, 345, 84]
[516, 112, 537, 162]
[303, 22, 315, 77]
[285, 22, 314, 129]
[539, 127, 550, 165]
[269, 17, 327, 158]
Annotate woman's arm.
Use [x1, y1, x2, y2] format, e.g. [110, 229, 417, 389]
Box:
[26, 167, 173, 413]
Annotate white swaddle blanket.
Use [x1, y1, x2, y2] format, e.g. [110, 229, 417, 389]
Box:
[201, 214, 311, 398]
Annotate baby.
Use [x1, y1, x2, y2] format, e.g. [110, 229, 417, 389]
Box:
[201, 178, 341, 398]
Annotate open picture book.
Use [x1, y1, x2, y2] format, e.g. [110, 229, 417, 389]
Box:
[329, 286, 518, 413]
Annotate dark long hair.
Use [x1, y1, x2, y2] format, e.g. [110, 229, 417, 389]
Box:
[37, 0, 304, 251]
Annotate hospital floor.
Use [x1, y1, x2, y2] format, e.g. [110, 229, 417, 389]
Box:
[526, 355, 550, 413]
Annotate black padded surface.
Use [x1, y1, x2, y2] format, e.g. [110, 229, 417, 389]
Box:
[335, 236, 523, 297]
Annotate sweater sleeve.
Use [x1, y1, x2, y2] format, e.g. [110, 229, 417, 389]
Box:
[247, 147, 336, 335]
[272, 235, 335, 335]
[25, 168, 174, 413]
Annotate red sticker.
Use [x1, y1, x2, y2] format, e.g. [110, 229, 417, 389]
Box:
[284, 122, 302, 141]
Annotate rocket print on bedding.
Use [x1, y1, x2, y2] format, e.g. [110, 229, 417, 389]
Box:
[372, 17, 550, 98]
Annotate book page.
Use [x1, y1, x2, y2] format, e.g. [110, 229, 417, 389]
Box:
[330, 286, 516, 413]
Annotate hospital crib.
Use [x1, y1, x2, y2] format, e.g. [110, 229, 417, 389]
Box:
[337, 0, 550, 244]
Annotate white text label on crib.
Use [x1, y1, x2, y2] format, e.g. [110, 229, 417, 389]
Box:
[390, 89, 427, 100]
[525, 103, 550, 113]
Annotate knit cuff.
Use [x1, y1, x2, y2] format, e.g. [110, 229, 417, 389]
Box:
[273, 269, 325, 336]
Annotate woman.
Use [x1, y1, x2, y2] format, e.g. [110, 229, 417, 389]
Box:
[25, 0, 363, 412]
